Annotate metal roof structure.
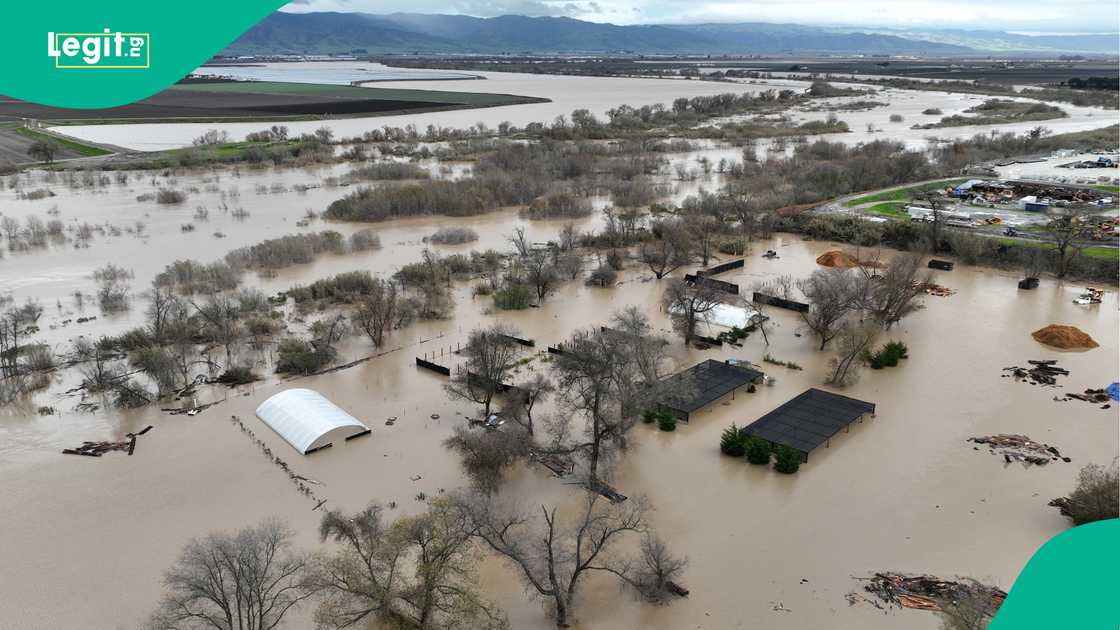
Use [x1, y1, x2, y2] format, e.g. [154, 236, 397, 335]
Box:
[255, 388, 370, 455]
[744, 388, 875, 461]
[659, 359, 764, 421]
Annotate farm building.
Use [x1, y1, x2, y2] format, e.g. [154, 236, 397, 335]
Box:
[255, 388, 371, 455]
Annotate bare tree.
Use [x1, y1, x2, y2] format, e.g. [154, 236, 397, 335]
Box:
[798, 269, 864, 350]
[508, 227, 531, 257]
[314, 501, 506, 630]
[147, 518, 314, 630]
[827, 323, 878, 386]
[633, 534, 688, 602]
[445, 323, 522, 416]
[459, 493, 681, 627]
[506, 372, 554, 437]
[662, 278, 722, 345]
[640, 221, 693, 279]
[1041, 209, 1093, 279]
[860, 253, 927, 329]
[351, 278, 399, 347]
[551, 311, 675, 483]
[525, 249, 559, 302]
[191, 294, 242, 368]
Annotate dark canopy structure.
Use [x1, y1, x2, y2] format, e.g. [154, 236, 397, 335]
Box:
[658, 359, 764, 422]
[744, 388, 875, 461]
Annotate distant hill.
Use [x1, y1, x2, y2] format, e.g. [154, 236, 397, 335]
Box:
[224, 12, 1118, 56]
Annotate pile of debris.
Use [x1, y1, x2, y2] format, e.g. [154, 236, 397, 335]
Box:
[860, 572, 1006, 614]
[1002, 360, 1069, 386]
[1060, 388, 1113, 408]
[62, 425, 152, 457]
[969, 434, 1070, 466]
[916, 282, 955, 297]
[816, 250, 859, 269]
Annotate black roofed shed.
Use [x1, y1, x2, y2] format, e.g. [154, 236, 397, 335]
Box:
[743, 388, 875, 462]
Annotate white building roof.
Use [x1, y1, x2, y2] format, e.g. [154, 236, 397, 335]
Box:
[255, 388, 370, 455]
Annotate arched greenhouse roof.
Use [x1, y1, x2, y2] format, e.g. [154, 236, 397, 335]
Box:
[254, 388, 370, 455]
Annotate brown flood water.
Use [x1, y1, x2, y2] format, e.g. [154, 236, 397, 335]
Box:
[0, 166, 1118, 630]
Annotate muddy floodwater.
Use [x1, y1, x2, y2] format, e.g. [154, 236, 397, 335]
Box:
[56, 66, 1117, 151]
[0, 157, 1117, 630]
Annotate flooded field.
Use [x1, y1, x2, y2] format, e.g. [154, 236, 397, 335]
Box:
[0, 155, 1117, 629]
[56, 67, 1116, 151]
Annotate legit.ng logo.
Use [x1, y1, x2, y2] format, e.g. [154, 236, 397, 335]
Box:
[47, 29, 150, 69]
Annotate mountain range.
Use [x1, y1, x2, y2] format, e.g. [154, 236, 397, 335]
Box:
[223, 12, 1120, 56]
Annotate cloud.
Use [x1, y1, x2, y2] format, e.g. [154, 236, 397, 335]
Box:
[281, 0, 1120, 32]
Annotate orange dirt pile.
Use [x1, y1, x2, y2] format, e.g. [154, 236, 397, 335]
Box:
[1031, 325, 1099, 350]
[815, 250, 859, 268]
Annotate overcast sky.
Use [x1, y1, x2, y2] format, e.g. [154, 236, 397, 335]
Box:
[282, 0, 1120, 33]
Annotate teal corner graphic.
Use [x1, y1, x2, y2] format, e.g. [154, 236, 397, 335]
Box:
[990, 519, 1119, 629]
[2, 1, 287, 108]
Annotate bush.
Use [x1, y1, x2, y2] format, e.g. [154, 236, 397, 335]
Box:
[774, 445, 801, 473]
[745, 436, 772, 465]
[586, 264, 617, 287]
[216, 366, 258, 385]
[493, 283, 533, 310]
[889, 114, 904, 122]
[867, 340, 909, 369]
[275, 337, 331, 374]
[428, 226, 479, 245]
[1052, 460, 1119, 525]
[349, 229, 381, 252]
[922, 108, 943, 115]
[657, 414, 677, 432]
[155, 188, 188, 204]
[720, 424, 748, 456]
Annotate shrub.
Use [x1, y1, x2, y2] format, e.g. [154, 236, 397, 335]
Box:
[720, 424, 748, 456]
[889, 114, 904, 122]
[428, 226, 479, 245]
[745, 436, 772, 465]
[774, 445, 801, 473]
[349, 229, 381, 252]
[493, 283, 533, 310]
[922, 108, 943, 115]
[586, 264, 617, 287]
[657, 414, 677, 432]
[866, 340, 909, 369]
[642, 409, 658, 424]
[155, 188, 188, 204]
[217, 366, 258, 385]
[1052, 460, 1119, 525]
[275, 337, 331, 374]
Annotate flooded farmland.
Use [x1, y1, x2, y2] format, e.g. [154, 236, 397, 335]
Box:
[1, 64, 1118, 630]
[55, 66, 1115, 151]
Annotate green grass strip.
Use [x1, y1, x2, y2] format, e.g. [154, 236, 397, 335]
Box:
[14, 127, 112, 157]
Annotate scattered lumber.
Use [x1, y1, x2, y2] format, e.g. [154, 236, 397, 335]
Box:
[1001, 360, 1069, 386]
[861, 572, 1006, 614]
[969, 434, 1068, 466]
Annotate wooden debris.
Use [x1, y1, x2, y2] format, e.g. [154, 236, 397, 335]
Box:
[665, 581, 690, 597]
[531, 451, 575, 477]
[969, 434, 1068, 466]
[162, 400, 224, 416]
[1002, 360, 1069, 386]
[860, 572, 1006, 614]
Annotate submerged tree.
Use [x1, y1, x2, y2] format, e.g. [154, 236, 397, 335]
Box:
[551, 309, 677, 483]
[445, 323, 522, 416]
[458, 492, 684, 627]
[351, 278, 400, 348]
[1049, 459, 1119, 526]
[147, 518, 314, 630]
[860, 253, 926, 329]
[827, 323, 879, 387]
[662, 278, 723, 345]
[798, 269, 864, 350]
[315, 501, 506, 630]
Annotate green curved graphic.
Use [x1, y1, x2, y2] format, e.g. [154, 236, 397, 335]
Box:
[1, 1, 286, 108]
[990, 519, 1119, 629]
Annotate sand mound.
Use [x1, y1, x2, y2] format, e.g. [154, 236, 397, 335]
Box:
[1031, 325, 1099, 350]
[816, 250, 859, 268]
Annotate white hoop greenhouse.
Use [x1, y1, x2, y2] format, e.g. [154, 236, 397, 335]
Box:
[254, 388, 370, 455]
